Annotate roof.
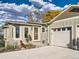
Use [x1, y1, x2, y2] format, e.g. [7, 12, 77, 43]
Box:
[4, 21, 47, 26]
[47, 5, 79, 25]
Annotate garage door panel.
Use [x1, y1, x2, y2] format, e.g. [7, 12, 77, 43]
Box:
[53, 30, 70, 48]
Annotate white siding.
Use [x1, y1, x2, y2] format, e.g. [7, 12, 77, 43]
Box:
[4, 24, 48, 47]
[48, 16, 79, 46]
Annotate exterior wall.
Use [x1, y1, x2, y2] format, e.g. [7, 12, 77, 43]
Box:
[30, 26, 41, 47]
[4, 25, 14, 47]
[32, 26, 48, 47]
[4, 24, 48, 47]
[48, 16, 79, 48]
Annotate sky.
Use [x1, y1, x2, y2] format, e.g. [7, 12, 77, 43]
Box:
[50, 0, 79, 7]
[0, 0, 79, 7]
[0, 0, 79, 23]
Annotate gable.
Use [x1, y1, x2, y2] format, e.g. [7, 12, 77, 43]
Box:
[55, 12, 79, 20]
[48, 5, 79, 25]
[54, 6, 79, 21]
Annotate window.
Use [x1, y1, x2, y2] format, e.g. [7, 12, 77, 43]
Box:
[34, 27, 38, 40]
[25, 27, 28, 38]
[5, 29, 7, 38]
[62, 28, 65, 31]
[53, 29, 56, 31]
[12, 28, 13, 38]
[15, 26, 20, 38]
[42, 28, 45, 32]
[57, 28, 60, 31]
[67, 27, 71, 30]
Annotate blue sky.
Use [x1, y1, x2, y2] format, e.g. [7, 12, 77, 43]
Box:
[51, 0, 79, 7]
[0, 0, 31, 5]
[0, 0, 79, 7]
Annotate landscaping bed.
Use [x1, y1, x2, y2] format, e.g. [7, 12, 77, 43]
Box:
[0, 43, 36, 53]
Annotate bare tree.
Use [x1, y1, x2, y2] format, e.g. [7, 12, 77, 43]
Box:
[27, 10, 43, 23]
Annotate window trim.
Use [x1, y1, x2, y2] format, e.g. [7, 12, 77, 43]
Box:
[34, 27, 38, 40]
[24, 27, 28, 38]
[15, 26, 20, 38]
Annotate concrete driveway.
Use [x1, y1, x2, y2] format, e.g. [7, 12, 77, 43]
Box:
[0, 46, 79, 59]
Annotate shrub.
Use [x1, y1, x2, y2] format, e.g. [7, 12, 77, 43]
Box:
[0, 35, 5, 48]
[26, 43, 36, 49]
[6, 44, 20, 51]
[0, 48, 5, 53]
[0, 42, 5, 48]
[6, 45, 15, 51]
[25, 34, 32, 43]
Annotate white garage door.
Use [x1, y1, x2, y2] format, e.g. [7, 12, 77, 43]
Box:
[52, 27, 71, 48]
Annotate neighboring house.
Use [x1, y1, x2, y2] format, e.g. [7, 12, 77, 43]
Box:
[48, 5, 79, 49]
[2, 5, 79, 50]
[3, 21, 48, 47]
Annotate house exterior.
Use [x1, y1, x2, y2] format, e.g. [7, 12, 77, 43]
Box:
[2, 5, 79, 50]
[48, 5, 79, 49]
[3, 21, 48, 47]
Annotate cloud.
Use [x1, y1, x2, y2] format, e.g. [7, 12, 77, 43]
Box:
[30, 0, 69, 13]
[0, 3, 37, 22]
[77, 2, 79, 4]
[0, 0, 69, 15]
[0, 3, 38, 15]
[63, 4, 70, 9]
[39, 3, 63, 13]
[29, 0, 47, 8]
[0, 11, 6, 14]
[0, 1, 70, 24]
[0, 3, 30, 13]
[48, 0, 52, 2]
[30, 0, 46, 5]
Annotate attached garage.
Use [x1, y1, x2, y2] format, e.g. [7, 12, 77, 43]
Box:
[51, 27, 72, 48]
[48, 5, 79, 49]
